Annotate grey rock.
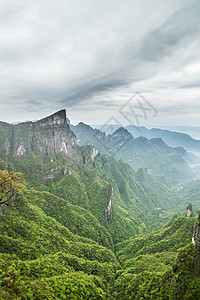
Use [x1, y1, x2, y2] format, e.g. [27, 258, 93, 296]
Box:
[0, 110, 79, 162]
[193, 217, 200, 244]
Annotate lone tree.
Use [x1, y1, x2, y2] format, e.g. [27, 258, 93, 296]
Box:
[0, 170, 26, 215]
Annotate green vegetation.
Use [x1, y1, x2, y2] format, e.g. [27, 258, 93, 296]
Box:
[1, 148, 175, 245]
[114, 243, 200, 299]
[1, 196, 200, 298]
[115, 216, 195, 272]
[1, 114, 200, 298]
[0, 192, 119, 299]
[176, 180, 200, 214]
[0, 170, 27, 216]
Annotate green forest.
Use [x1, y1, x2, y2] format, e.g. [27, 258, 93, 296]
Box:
[0, 113, 200, 299]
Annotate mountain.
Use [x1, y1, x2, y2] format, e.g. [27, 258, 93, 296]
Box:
[0, 109, 78, 160]
[126, 125, 200, 155]
[1, 110, 200, 298]
[0, 111, 178, 244]
[72, 122, 200, 185]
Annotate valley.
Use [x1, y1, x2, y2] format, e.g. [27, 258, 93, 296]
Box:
[0, 110, 200, 299]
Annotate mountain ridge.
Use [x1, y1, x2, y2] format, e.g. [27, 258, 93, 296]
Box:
[93, 123, 200, 154]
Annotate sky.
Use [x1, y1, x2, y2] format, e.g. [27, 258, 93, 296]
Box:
[0, 0, 200, 127]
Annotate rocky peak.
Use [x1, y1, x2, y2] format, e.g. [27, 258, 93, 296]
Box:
[0, 110, 79, 161]
[36, 109, 67, 126]
[186, 204, 194, 217]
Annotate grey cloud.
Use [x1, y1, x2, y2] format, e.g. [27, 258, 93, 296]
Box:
[61, 4, 200, 107]
[60, 77, 129, 107]
[137, 5, 200, 62]
[0, 0, 200, 125]
[178, 81, 200, 89]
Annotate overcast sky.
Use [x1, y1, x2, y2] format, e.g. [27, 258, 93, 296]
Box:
[0, 0, 200, 127]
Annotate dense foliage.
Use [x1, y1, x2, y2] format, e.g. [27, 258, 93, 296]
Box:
[0, 170, 27, 215]
[1, 115, 200, 299]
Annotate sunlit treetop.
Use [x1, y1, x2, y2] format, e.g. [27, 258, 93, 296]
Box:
[0, 170, 27, 209]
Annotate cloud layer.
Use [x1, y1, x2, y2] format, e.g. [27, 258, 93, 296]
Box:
[0, 0, 200, 126]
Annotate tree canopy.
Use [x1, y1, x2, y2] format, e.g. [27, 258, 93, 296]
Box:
[0, 170, 26, 215]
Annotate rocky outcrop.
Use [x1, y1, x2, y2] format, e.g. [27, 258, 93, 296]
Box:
[192, 215, 200, 244]
[81, 146, 99, 164]
[0, 110, 79, 161]
[91, 147, 98, 161]
[0, 121, 14, 156]
[186, 204, 194, 218]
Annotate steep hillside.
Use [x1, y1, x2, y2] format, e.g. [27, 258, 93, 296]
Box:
[0, 112, 177, 244]
[114, 243, 200, 299]
[1, 198, 199, 298]
[114, 216, 200, 299]
[0, 191, 119, 299]
[175, 180, 200, 214]
[115, 215, 195, 271]
[0, 149, 174, 245]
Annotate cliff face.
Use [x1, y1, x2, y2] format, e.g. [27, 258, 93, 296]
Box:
[193, 216, 200, 244]
[0, 110, 79, 161]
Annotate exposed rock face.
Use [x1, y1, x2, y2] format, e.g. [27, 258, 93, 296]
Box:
[0, 122, 14, 156]
[186, 204, 194, 218]
[16, 144, 26, 157]
[91, 147, 98, 161]
[192, 216, 200, 244]
[36, 109, 67, 126]
[104, 187, 113, 221]
[187, 209, 193, 217]
[0, 110, 79, 161]
[81, 146, 99, 164]
[187, 209, 193, 218]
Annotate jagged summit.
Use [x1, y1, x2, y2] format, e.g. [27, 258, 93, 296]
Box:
[36, 109, 67, 126]
[0, 109, 79, 160]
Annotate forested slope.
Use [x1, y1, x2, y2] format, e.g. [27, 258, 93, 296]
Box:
[1, 111, 200, 299]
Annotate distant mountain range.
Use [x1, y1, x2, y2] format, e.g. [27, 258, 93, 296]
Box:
[92, 124, 200, 154]
[71, 122, 200, 185]
[160, 125, 200, 140]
